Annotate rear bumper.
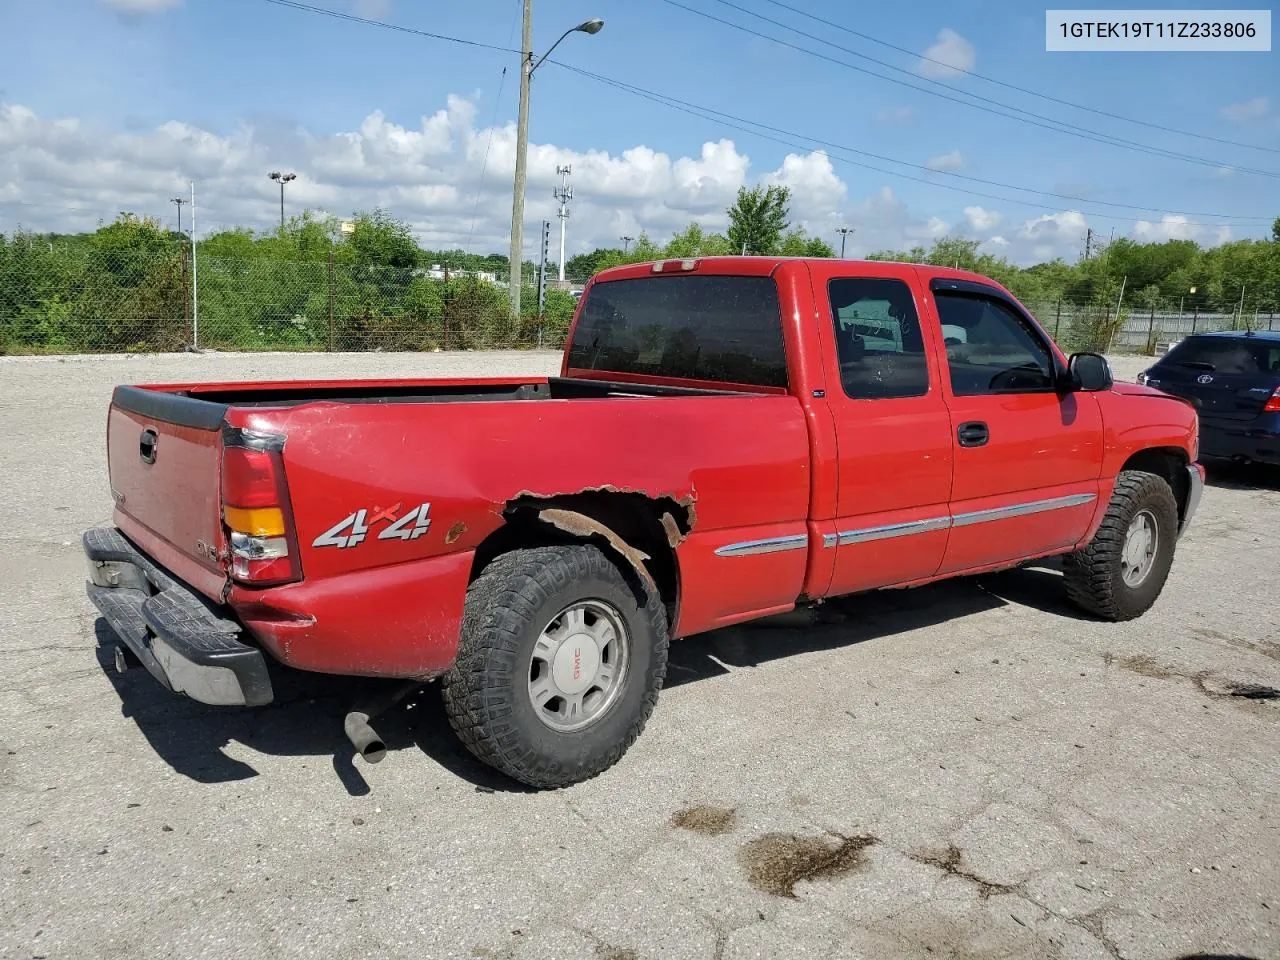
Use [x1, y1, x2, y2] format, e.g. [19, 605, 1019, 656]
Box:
[83, 527, 273, 707]
[1198, 418, 1280, 464]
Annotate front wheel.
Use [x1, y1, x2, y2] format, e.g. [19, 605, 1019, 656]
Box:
[1063, 470, 1179, 621]
[441, 544, 669, 789]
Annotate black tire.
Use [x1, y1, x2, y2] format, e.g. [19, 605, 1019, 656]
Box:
[1062, 469, 1179, 622]
[441, 544, 669, 789]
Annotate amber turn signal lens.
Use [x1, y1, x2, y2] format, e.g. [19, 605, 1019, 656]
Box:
[223, 506, 286, 537]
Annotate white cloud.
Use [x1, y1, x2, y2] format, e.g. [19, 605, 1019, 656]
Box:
[1220, 96, 1269, 122]
[0, 98, 1246, 269]
[1134, 214, 1232, 246]
[874, 106, 915, 126]
[919, 28, 975, 79]
[101, 0, 181, 12]
[925, 150, 965, 172]
[352, 0, 392, 18]
[1009, 210, 1090, 263]
[963, 205, 1001, 231]
[0, 98, 754, 259]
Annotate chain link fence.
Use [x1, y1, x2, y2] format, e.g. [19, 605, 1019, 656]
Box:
[1, 244, 1274, 356]
[1024, 298, 1277, 355]
[0, 246, 588, 354]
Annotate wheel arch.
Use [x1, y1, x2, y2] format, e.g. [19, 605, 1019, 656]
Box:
[1119, 446, 1192, 526]
[469, 490, 687, 627]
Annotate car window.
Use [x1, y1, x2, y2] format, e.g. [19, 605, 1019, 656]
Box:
[567, 275, 787, 388]
[827, 278, 930, 399]
[1162, 337, 1280, 374]
[934, 292, 1055, 395]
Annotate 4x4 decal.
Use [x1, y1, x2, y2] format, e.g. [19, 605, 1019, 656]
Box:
[312, 502, 431, 549]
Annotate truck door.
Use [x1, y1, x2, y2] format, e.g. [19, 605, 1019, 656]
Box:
[924, 276, 1104, 574]
[810, 262, 954, 595]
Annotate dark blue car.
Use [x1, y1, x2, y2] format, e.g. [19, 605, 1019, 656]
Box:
[1138, 330, 1280, 466]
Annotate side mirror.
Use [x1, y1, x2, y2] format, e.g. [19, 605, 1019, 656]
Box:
[1066, 352, 1113, 392]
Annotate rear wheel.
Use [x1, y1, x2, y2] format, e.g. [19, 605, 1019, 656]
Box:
[1063, 469, 1179, 621]
[442, 544, 669, 789]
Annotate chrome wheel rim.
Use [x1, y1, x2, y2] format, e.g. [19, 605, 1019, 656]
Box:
[1121, 509, 1159, 587]
[528, 599, 630, 733]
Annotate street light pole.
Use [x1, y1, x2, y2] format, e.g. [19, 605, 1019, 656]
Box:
[269, 171, 296, 231]
[836, 226, 854, 258]
[507, 12, 604, 318]
[507, 0, 533, 319]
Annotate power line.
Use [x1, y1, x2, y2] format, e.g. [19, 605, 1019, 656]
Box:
[248, 0, 1271, 226]
[552, 62, 1268, 228]
[658, 0, 1280, 179]
[753, 0, 1280, 156]
[259, 0, 519, 54]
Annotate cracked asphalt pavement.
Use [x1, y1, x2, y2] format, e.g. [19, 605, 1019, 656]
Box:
[1, 351, 1277, 960]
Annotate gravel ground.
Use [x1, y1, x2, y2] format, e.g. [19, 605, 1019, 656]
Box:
[0, 349, 1276, 960]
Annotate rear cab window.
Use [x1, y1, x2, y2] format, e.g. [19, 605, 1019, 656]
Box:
[566, 274, 788, 389]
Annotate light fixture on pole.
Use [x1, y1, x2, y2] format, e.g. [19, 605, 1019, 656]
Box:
[269, 171, 297, 231]
[507, 14, 604, 318]
[835, 226, 854, 258]
[171, 197, 187, 235]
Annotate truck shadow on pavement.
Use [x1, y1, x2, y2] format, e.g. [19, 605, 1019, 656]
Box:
[92, 563, 1095, 795]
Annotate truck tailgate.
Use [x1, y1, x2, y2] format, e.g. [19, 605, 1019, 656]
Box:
[107, 388, 228, 596]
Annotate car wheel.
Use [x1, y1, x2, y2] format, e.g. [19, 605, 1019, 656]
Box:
[1062, 469, 1179, 622]
[442, 544, 669, 789]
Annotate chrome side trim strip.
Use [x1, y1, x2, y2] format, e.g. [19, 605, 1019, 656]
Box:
[714, 534, 809, 558]
[822, 492, 1098, 548]
[835, 516, 950, 546]
[950, 493, 1096, 528]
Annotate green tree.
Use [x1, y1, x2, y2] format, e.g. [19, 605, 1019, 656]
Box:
[778, 228, 835, 257]
[726, 185, 791, 255]
[664, 222, 733, 258]
[1272, 216, 1280, 243]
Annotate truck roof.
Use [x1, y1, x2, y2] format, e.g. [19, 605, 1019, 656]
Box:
[591, 256, 1002, 289]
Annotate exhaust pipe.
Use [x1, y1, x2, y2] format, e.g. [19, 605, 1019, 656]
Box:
[344, 710, 387, 763]
[342, 679, 422, 764]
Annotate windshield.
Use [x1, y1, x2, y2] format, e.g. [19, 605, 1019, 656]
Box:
[566, 274, 788, 388]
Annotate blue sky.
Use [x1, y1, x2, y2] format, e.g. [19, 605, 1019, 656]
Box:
[0, 0, 1276, 264]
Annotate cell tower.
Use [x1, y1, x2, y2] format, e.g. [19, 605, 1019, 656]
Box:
[554, 164, 573, 282]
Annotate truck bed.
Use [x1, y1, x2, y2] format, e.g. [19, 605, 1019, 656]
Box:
[123, 375, 748, 414]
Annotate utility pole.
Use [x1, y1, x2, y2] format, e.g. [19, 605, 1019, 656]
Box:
[506, 12, 604, 318]
[190, 180, 199, 350]
[508, 0, 534, 318]
[554, 164, 573, 282]
[1084, 227, 1093, 260]
[835, 226, 854, 258]
[170, 197, 187, 235]
[269, 171, 296, 231]
[621, 235, 634, 254]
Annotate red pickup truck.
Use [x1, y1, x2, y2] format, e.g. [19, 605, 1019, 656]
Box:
[85, 256, 1204, 788]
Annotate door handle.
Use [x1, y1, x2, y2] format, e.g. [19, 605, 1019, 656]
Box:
[957, 421, 989, 447]
[139, 428, 158, 464]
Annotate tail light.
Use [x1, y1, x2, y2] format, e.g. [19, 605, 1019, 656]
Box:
[220, 428, 301, 586]
[1264, 388, 1280, 413]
